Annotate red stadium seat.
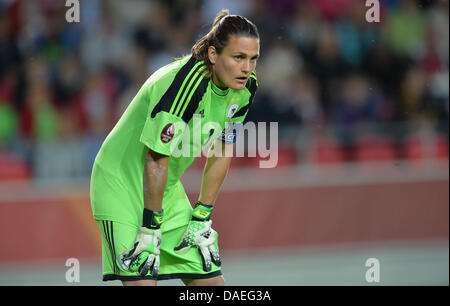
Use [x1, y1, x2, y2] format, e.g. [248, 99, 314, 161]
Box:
[314, 141, 344, 164]
[405, 134, 449, 161]
[246, 144, 297, 168]
[436, 136, 449, 159]
[0, 151, 31, 181]
[355, 138, 396, 162]
[405, 136, 423, 160]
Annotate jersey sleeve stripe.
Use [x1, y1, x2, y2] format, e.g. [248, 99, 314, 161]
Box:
[177, 68, 207, 117]
[173, 64, 206, 117]
[150, 57, 202, 119]
[181, 75, 209, 123]
[170, 61, 205, 115]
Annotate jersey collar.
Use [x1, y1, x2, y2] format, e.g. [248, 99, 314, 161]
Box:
[211, 80, 230, 97]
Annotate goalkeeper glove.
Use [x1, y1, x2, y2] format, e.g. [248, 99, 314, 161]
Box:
[174, 201, 221, 272]
[118, 209, 163, 277]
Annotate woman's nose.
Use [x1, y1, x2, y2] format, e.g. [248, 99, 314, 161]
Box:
[242, 60, 251, 73]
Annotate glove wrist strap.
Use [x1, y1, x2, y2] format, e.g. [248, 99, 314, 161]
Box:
[192, 201, 214, 221]
[143, 208, 164, 229]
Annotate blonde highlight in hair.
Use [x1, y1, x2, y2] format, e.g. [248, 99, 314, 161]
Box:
[191, 9, 259, 78]
[212, 9, 230, 28]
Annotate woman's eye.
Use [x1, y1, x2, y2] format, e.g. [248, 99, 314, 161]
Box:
[234, 56, 242, 60]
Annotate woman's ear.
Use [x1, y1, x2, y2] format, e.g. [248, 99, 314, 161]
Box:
[208, 46, 217, 65]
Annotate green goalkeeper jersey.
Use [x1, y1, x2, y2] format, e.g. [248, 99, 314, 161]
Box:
[90, 55, 258, 226]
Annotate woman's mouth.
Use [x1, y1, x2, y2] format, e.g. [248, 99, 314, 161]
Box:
[236, 77, 247, 83]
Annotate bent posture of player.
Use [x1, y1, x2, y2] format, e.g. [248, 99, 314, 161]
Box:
[90, 10, 259, 286]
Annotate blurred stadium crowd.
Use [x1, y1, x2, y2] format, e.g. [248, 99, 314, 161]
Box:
[0, 0, 448, 180]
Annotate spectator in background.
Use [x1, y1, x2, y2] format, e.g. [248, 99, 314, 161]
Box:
[398, 65, 432, 122]
[254, 40, 304, 126]
[80, 70, 115, 140]
[81, 3, 129, 72]
[117, 45, 149, 118]
[427, 0, 448, 66]
[314, 0, 355, 21]
[309, 24, 347, 119]
[20, 56, 58, 141]
[287, 0, 321, 60]
[386, 0, 426, 60]
[79, 0, 103, 35]
[0, 69, 18, 146]
[258, 40, 303, 98]
[52, 52, 83, 108]
[332, 74, 385, 125]
[134, 2, 176, 73]
[331, 73, 385, 161]
[80, 65, 124, 170]
[362, 40, 411, 100]
[0, 6, 21, 77]
[266, 0, 298, 22]
[0, 0, 447, 177]
[288, 73, 324, 128]
[32, 4, 69, 65]
[335, 3, 378, 68]
[246, 0, 279, 47]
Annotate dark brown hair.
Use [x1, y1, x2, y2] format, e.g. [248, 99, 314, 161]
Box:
[191, 9, 259, 78]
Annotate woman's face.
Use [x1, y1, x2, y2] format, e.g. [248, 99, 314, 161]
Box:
[209, 35, 260, 90]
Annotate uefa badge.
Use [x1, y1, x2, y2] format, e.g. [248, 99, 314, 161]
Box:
[161, 123, 175, 143]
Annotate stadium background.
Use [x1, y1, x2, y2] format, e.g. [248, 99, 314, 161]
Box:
[0, 0, 448, 285]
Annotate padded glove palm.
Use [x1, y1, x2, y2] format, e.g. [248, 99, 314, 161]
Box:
[174, 202, 221, 271]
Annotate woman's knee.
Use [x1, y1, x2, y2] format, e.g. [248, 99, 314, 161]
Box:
[183, 275, 225, 286]
[122, 279, 157, 286]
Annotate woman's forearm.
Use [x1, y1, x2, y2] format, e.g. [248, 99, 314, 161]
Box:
[198, 141, 233, 205]
[143, 149, 169, 212]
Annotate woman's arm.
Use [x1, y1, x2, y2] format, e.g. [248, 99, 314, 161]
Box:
[143, 149, 169, 212]
[198, 140, 234, 205]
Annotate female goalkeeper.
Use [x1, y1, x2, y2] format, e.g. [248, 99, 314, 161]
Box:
[90, 9, 259, 286]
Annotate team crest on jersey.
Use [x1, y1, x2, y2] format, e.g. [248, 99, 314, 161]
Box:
[227, 103, 239, 118]
[161, 123, 175, 143]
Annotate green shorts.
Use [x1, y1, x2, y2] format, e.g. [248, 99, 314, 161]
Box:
[96, 182, 221, 282]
